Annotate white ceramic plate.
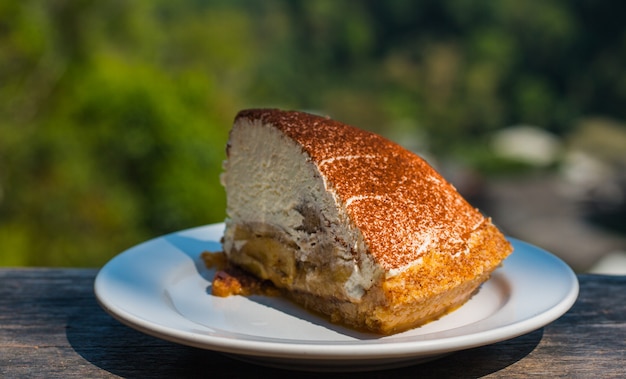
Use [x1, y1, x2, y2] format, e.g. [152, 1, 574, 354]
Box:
[95, 223, 579, 372]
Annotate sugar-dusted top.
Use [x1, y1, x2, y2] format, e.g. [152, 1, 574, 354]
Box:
[235, 109, 486, 270]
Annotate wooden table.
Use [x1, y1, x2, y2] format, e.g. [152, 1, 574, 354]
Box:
[1, 269, 624, 378]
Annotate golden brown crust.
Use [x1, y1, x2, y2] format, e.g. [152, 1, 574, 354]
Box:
[281, 221, 511, 334]
[202, 251, 280, 297]
[235, 109, 489, 270]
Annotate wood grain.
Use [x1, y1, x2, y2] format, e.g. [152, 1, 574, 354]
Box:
[0, 269, 624, 378]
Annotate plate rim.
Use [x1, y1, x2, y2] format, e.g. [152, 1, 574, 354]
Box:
[94, 223, 579, 361]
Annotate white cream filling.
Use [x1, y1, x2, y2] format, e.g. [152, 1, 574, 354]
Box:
[222, 118, 381, 300]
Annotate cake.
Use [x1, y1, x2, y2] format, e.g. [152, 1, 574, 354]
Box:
[218, 109, 513, 334]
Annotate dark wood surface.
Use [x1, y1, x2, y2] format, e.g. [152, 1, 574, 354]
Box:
[0, 269, 624, 378]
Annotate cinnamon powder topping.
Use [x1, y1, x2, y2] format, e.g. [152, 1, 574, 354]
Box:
[235, 109, 486, 270]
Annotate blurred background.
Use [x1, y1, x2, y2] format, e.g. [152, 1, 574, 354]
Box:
[1, 0, 625, 272]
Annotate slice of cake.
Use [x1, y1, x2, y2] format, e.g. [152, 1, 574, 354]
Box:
[219, 109, 513, 334]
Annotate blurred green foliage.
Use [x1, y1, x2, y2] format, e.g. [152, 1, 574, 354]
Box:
[1, 0, 625, 266]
